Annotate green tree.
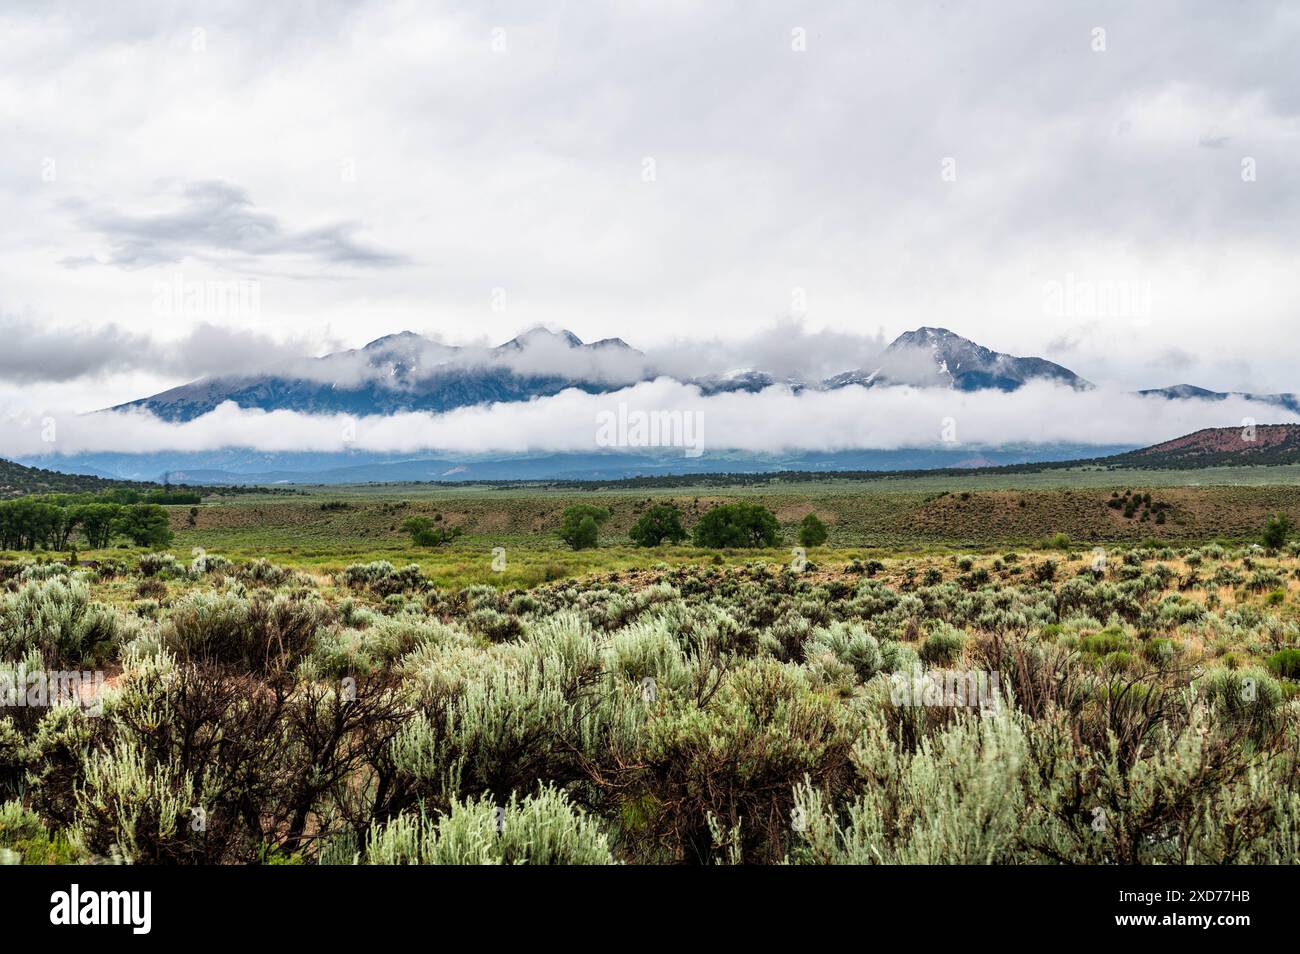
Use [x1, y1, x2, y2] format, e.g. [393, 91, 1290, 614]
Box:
[113, 503, 173, 547]
[50, 507, 80, 550]
[797, 512, 828, 548]
[0, 499, 63, 549]
[559, 505, 610, 550]
[628, 504, 687, 547]
[692, 502, 780, 548]
[1263, 513, 1293, 550]
[72, 503, 121, 549]
[401, 515, 463, 547]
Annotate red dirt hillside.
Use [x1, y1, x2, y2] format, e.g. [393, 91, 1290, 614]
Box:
[1110, 424, 1300, 468]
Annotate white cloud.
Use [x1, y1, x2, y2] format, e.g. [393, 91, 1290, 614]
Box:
[7, 381, 1294, 459]
[61, 180, 408, 270]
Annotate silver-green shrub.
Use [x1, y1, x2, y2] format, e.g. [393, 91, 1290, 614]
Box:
[0, 578, 128, 666]
[363, 785, 614, 864]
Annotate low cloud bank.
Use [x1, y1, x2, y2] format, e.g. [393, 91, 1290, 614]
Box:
[5, 380, 1293, 459]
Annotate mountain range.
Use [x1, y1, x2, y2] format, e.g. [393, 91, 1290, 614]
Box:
[16, 326, 1294, 483]
[114, 325, 1098, 421]
[114, 328, 644, 420]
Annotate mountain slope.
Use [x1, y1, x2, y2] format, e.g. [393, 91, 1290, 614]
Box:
[70, 424, 1300, 486]
[824, 326, 1090, 391]
[0, 457, 154, 497]
[1099, 424, 1300, 469]
[113, 328, 648, 421]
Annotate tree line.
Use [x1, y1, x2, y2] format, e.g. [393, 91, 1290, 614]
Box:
[399, 500, 830, 552]
[0, 491, 181, 551]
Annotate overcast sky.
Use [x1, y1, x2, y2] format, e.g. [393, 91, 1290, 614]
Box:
[1, 0, 1297, 417]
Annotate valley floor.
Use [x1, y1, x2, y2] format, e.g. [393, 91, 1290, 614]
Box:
[118, 477, 1300, 587]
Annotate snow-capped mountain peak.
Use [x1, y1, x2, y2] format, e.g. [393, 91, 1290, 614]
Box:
[826, 326, 1091, 392]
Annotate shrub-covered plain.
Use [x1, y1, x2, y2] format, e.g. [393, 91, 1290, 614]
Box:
[3, 537, 1300, 864]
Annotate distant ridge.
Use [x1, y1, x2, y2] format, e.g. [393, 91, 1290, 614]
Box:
[112, 324, 1296, 429]
[5, 425, 1300, 492]
[0, 457, 151, 498]
[1100, 424, 1300, 469]
[1139, 384, 1300, 415]
[418, 425, 1300, 489]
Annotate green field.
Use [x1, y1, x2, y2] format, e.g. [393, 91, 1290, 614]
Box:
[99, 469, 1300, 588]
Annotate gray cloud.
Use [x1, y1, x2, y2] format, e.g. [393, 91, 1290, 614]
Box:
[0, 318, 146, 383]
[648, 320, 888, 382]
[0, 319, 889, 390]
[0, 316, 328, 384]
[62, 180, 408, 271]
[1152, 347, 1198, 372]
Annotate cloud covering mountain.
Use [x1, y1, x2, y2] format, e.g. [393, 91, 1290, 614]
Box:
[108, 325, 1102, 422]
[0, 325, 1285, 482]
[5, 372, 1296, 464]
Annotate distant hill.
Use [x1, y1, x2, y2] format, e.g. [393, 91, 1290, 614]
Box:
[1098, 424, 1300, 469]
[21, 444, 1135, 485]
[6, 425, 1298, 495]
[0, 456, 286, 499]
[445, 426, 1300, 489]
[0, 458, 150, 498]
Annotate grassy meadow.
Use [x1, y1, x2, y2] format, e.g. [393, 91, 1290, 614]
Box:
[118, 469, 1300, 587]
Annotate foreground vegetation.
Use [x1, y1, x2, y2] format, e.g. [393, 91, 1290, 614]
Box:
[4, 523, 1300, 864]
